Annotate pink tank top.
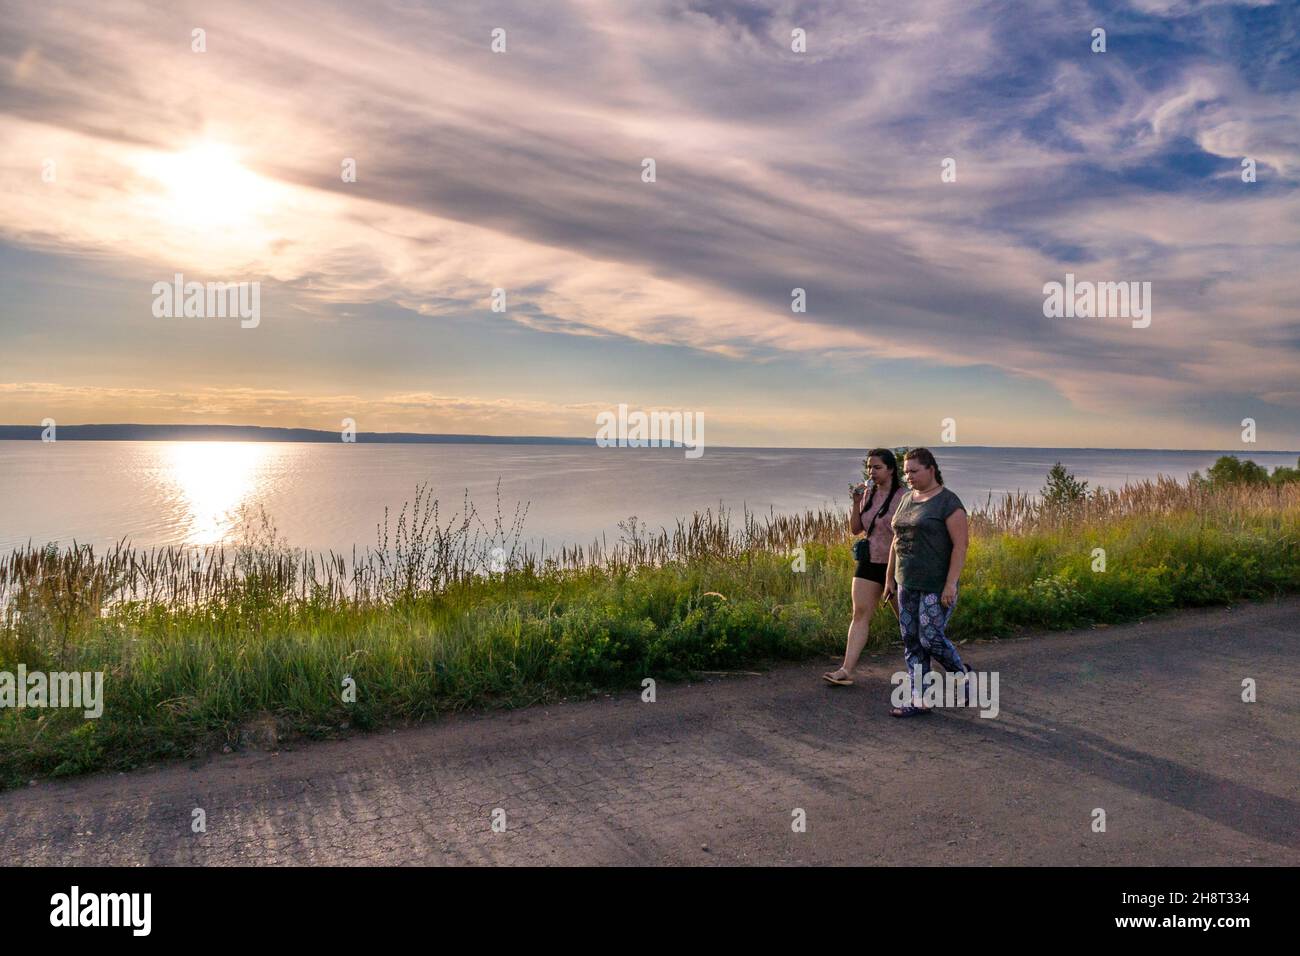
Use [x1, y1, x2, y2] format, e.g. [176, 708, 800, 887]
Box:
[860, 484, 901, 563]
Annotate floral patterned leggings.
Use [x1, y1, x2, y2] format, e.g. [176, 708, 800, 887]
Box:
[897, 584, 968, 702]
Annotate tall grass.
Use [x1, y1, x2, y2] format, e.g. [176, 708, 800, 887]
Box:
[0, 483, 845, 616]
[2, 478, 1297, 786]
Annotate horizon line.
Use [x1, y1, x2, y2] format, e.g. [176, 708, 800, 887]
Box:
[0, 423, 1296, 456]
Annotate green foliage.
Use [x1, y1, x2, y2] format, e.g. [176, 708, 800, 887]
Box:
[1189, 455, 1291, 488]
[1041, 462, 1089, 506]
[1268, 457, 1300, 486]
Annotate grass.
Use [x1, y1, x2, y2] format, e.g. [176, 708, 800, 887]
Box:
[2, 476, 1297, 788]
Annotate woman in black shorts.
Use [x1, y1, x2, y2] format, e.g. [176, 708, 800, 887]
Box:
[823, 448, 904, 685]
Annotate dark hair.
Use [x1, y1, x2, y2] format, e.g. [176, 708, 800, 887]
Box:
[903, 447, 944, 485]
[866, 447, 902, 500]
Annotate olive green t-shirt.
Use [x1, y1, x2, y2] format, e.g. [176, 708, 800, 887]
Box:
[890, 487, 964, 592]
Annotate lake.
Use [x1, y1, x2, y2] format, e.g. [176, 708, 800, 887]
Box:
[1, 441, 1295, 554]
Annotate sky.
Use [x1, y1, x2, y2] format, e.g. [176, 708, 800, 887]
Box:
[0, 0, 1297, 449]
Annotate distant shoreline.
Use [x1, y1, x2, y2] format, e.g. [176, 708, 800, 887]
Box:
[0, 424, 590, 445]
[0, 424, 1297, 455]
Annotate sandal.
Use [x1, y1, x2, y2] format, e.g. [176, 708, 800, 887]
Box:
[823, 669, 854, 686]
[889, 704, 932, 718]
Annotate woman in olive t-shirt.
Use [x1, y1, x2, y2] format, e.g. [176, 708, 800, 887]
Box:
[883, 448, 974, 717]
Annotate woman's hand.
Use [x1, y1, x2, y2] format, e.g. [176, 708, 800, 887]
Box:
[849, 485, 867, 534]
[883, 578, 897, 603]
[940, 581, 957, 608]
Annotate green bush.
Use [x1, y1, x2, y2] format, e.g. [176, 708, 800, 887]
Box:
[1191, 454, 1299, 488]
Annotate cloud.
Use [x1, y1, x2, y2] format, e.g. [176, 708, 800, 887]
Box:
[0, 0, 1296, 432]
[0, 380, 809, 439]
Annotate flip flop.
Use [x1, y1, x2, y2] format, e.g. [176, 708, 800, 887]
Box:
[889, 705, 932, 718]
[822, 670, 854, 686]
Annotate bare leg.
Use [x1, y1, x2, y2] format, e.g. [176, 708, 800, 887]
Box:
[825, 577, 884, 681]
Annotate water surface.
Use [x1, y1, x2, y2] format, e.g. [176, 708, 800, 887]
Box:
[1, 441, 1294, 553]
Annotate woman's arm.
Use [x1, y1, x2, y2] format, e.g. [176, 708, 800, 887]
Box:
[941, 508, 968, 608]
[884, 536, 898, 601]
[849, 488, 865, 534]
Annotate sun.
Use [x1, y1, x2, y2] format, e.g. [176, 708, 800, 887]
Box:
[134, 140, 277, 230]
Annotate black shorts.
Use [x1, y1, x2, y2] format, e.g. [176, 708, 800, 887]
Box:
[854, 559, 888, 584]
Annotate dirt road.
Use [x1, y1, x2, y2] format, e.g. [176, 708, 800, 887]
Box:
[3, 599, 1297, 865]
